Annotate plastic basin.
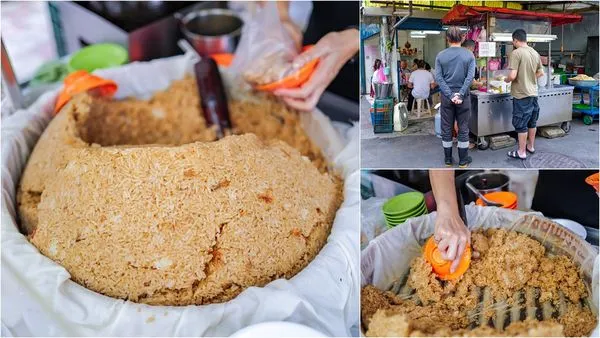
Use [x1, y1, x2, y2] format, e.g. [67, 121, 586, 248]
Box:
[68, 44, 128, 73]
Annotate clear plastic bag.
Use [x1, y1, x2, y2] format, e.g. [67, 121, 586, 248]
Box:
[360, 197, 388, 249]
[230, 2, 299, 87]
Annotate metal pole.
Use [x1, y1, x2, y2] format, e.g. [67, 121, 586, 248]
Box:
[381, 16, 390, 69]
[391, 1, 412, 31]
[486, 15, 490, 92]
[547, 41, 552, 89]
[1, 39, 23, 111]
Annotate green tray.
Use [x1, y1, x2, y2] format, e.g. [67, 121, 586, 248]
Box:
[68, 43, 128, 73]
[382, 192, 424, 215]
[383, 203, 425, 218]
[573, 103, 593, 110]
[384, 206, 428, 228]
[385, 204, 427, 222]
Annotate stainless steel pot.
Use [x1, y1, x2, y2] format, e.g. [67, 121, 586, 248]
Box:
[374, 82, 393, 99]
[177, 8, 243, 57]
[465, 172, 510, 201]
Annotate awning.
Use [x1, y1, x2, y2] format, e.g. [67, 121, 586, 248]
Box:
[442, 4, 583, 27]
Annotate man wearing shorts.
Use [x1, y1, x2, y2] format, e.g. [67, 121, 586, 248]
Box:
[505, 29, 544, 160]
[435, 26, 476, 167]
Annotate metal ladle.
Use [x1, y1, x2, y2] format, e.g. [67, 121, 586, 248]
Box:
[465, 182, 503, 207]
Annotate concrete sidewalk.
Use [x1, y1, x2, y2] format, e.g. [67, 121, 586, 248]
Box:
[360, 96, 599, 169]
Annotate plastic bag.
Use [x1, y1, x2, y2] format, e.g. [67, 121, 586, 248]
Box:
[373, 68, 388, 84]
[230, 2, 299, 87]
[360, 197, 388, 249]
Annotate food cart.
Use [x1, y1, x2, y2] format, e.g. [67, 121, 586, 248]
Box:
[442, 5, 582, 149]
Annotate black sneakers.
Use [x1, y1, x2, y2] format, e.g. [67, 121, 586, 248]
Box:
[444, 147, 453, 167]
[458, 148, 472, 168]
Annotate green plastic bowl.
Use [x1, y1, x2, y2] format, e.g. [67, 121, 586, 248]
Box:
[68, 43, 128, 73]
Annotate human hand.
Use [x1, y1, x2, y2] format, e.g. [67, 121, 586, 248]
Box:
[433, 210, 471, 273]
[274, 29, 359, 112]
[451, 94, 463, 105]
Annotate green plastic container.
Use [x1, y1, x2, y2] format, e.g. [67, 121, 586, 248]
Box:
[382, 192, 425, 215]
[68, 43, 128, 73]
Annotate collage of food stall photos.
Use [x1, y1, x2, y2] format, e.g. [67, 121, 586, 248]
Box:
[0, 0, 599, 337]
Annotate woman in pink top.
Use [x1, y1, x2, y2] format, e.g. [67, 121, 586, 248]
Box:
[370, 59, 388, 97]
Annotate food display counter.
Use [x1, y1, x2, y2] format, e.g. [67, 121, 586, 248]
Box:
[469, 85, 574, 146]
[442, 5, 582, 149]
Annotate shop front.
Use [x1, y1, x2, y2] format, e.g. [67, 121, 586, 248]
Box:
[442, 4, 583, 148]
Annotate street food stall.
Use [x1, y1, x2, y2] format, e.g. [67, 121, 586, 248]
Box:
[442, 5, 582, 149]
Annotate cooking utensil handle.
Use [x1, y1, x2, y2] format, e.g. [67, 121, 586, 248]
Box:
[194, 57, 231, 138]
[465, 181, 502, 207]
[456, 185, 467, 225]
[465, 182, 481, 198]
[178, 39, 200, 62]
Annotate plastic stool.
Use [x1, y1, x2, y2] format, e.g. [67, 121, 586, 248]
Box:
[411, 97, 431, 118]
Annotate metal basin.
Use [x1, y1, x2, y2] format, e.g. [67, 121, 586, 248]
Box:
[178, 8, 243, 56]
[465, 172, 510, 201]
[374, 82, 393, 99]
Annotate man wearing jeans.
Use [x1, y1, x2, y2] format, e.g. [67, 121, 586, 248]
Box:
[435, 27, 476, 167]
[505, 29, 544, 160]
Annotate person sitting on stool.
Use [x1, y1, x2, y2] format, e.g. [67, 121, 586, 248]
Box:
[407, 60, 436, 113]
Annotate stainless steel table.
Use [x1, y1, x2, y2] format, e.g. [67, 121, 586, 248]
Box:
[469, 85, 574, 149]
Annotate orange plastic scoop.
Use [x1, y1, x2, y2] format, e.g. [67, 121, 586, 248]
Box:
[210, 53, 234, 67]
[585, 173, 599, 192]
[475, 191, 518, 209]
[54, 70, 117, 114]
[254, 45, 318, 92]
[424, 236, 471, 281]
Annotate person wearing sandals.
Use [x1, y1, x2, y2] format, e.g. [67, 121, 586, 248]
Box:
[504, 29, 545, 160]
[434, 26, 476, 167]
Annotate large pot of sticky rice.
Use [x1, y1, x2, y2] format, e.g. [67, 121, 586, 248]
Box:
[1, 55, 359, 336]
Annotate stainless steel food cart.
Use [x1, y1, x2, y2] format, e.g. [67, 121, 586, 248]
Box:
[469, 85, 573, 148]
[442, 4, 582, 149]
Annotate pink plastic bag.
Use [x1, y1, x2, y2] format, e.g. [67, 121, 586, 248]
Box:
[374, 68, 388, 83]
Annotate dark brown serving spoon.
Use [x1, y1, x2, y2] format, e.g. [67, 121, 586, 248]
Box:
[179, 39, 232, 139]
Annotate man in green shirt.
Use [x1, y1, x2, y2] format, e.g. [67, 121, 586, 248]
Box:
[504, 29, 545, 160]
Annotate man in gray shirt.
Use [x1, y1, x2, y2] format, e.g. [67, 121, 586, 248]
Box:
[435, 27, 476, 167]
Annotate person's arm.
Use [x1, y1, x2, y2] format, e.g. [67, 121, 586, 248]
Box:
[435, 56, 453, 99]
[407, 73, 414, 89]
[505, 51, 520, 82]
[429, 72, 436, 89]
[429, 170, 471, 273]
[274, 28, 359, 111]
[459, 56, 476, 97]
[505, 69, 518, 82]
[535, 56, 545, 78]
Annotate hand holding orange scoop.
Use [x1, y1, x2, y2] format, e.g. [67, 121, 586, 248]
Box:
[54, 70, 117, 114]
[250, 45, 319, 92]
[424, 236, 471, 281]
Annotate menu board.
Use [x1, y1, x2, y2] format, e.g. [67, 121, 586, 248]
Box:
[479, 42, 497, 57]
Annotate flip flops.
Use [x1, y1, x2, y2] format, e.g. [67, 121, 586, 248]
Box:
[507, 150, 526, 160]
[526, 147, 536, 154]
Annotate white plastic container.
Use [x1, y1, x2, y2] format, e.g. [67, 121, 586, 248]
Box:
[434, 103, 441, 138]
[393, 102, 409, 132]
[503, 170, 539, 210]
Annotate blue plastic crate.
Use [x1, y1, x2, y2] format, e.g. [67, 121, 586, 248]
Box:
[371, 98, 394, 133]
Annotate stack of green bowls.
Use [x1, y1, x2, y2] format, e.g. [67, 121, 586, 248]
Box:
[382, 191, 428, 228]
